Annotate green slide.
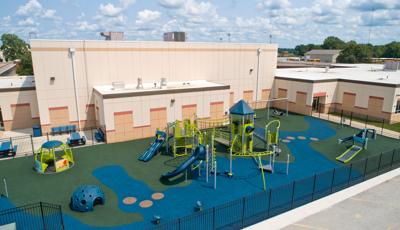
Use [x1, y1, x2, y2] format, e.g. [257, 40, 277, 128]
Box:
[336, 145, 363, 163]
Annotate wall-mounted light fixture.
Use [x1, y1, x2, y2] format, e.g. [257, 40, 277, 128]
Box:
[50, 77, 55, 81]
[249, 69, 253, 74]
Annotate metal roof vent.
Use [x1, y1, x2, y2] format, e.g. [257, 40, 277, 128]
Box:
[112, 81, 125, 90]
[160, 78, 167, 89]
[136, 78, 143, 89]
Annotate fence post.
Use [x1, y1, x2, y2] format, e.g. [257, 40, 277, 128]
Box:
[267, 189, 272, 218]
[377, 153, 383, 175]
[39, 202, 47, 230]
[363, 158, 369, 180]
[59, 204, 65, 230]
[30, 135, 35, 155]
[91, 128, 94, 146]
[212, 207, 216, 230]
[330, 168, 336, 193]
[381, 119, 385, 135]
[347, 163, 353, 186]
[291, 181, 296, 209]
[365, 115, 368, 128]
[9, 137, 12, 148]
[349, 112, 353, 126]
[390, 150, 396, 169]
[241, 197, 246, 228]
[46, 133, 49, 141]
[340, 110, 343, 125]
[311, 174, 317, 200]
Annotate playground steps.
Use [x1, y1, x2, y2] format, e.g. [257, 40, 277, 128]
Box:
[214, 137, 230, 146]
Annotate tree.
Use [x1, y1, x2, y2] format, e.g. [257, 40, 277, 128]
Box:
[383, 42, 400, 58]
[294, 44, 321, 56]
[322, 36, 346, 50]
[337, 41, 372, 63]
[0, 33, 33, 75]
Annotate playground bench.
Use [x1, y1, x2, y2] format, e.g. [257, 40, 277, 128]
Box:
[95, 129, 105, 142]
[67, 132, 86, 147]
[51, 125, 77, 135]
[0, 141, 17, 157]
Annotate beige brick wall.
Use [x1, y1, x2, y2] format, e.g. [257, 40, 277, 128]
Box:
[150, 107, 167, 134]
[3, 103, 35, 130]
[210, 101, 224, 119]
[274, 88, 288, 110]
[229, 92, 234, 107]
[48, 106, 70, 127]
[182, 104, 197, 122]
[110, 111, 134, 143]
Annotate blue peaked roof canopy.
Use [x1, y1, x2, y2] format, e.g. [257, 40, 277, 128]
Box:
[229, 99, 254, 115]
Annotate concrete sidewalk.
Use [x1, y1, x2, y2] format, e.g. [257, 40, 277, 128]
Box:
[283, 175, 400, 230]
[312, 112, 400, 140]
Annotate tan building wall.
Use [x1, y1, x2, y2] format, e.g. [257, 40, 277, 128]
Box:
[0, 89, 39, 131]
[272, 77, 400, 122]
[31, 40, 278, 132]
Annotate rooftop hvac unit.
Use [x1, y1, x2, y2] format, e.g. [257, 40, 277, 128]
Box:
[163, 32, 186, 42]
[112, 81, 125, 90]
[384, 61, 400, 71]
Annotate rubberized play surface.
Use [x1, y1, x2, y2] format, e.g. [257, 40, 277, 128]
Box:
[0, 110, 399, 229]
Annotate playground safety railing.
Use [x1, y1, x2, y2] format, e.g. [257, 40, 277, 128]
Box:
[0, 201, 64, 230]
[0, 126, 106, 160]
[310, 107, 400, 140]
[147, 147, 400, 230]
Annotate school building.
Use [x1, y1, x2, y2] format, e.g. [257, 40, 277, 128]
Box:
[1, 39, 399, 143]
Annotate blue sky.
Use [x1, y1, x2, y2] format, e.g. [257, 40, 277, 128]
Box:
[0, 0, 399, 48]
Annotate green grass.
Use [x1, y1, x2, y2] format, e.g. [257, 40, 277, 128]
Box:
[329, 112, 400, 133]
[310, 120, 400, 162]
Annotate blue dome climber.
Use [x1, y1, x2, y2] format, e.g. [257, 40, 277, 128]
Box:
[70, 185, 105, 212]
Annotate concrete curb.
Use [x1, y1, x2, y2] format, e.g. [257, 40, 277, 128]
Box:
[246, 167, 400, 230]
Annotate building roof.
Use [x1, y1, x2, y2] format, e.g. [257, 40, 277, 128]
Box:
[0, 76, 35, 92]
[305, 49, 341, 55]
[229, 100, 254, 115]
[93, 80, 229, 99]
[275, 64, 400, 87]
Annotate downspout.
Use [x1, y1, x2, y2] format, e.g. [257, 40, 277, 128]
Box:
[69, 48, 81, 130]
[255, 48, 261, 109]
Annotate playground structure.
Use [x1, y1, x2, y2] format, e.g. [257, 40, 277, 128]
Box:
[138, 130, 167, 162]
[167, 120, 202, 158]
[336, 128, 377, 163]
[212, 100, 285, 189]
[70, 185, 105, 212]
[34, 140, 74, 174]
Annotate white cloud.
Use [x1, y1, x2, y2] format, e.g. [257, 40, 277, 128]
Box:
[136, 10, 161, 25]
[42, 9, 60, 20]
[257, 0, 290, 10]
[99, 3, 123, 17]
[18, 17, 38, 26]
[16, 0, 43, 16]
[76, 21, 99, 31]
[158, 0, 185, 9]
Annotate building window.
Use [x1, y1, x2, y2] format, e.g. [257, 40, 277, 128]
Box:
[396, 101, 400, 114]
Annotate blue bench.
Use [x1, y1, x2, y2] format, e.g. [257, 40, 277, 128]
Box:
[51, 125, 77, 135]
[95, 129, 105, 142]
[67, 132, 86, 146]
[0, 141, 17, 157]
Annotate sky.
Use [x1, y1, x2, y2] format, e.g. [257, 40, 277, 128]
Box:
[0, 0, 399, 48]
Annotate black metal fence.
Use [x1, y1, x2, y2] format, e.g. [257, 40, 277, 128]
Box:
[0, 126, 105, 159]
[0, 201, 64, 230]
[311, 107, 400, 139]
[147, 147, 400, 230]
